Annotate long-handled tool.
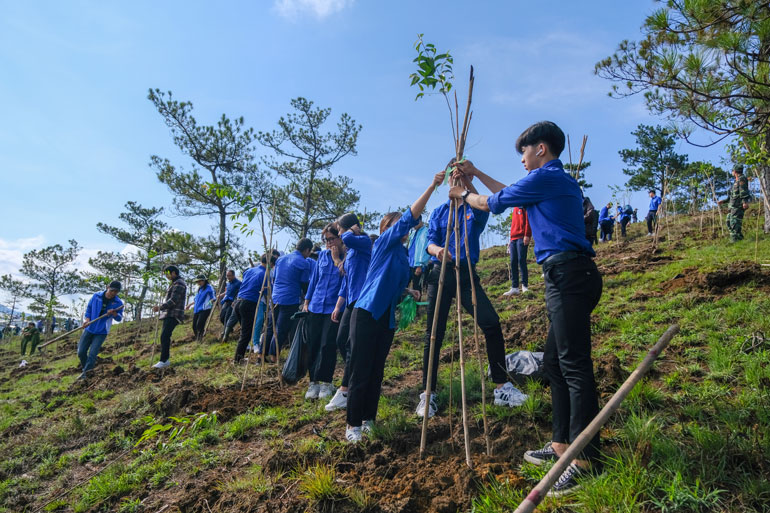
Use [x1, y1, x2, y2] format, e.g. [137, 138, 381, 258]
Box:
[513, 324, 680, 513]
[38, 304, 126, 349]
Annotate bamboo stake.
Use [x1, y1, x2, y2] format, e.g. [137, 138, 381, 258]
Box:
[149, 293, 161, 365]
[575, 135, 587, 183]
[463, 203, 491, 456]
[447, 206, 455, 443]
[259, 197, 280, 386]
[708, 177, 726, 237]
[38, 304, 125, 349]
[567, 135, 573, 173]
[514, 324, 680, 513]
[452, 200, 473, 469]
[241, 267, 271, 392]
[419, 190, 456, 459]
[201, 274, 227, 340]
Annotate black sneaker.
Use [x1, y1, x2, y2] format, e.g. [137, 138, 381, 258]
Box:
[523, 441, 558, 466]
[547, 463, 587, 497]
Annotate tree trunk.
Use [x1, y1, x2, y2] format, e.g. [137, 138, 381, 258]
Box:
[219, 209, 227, 278]
[764, 131, 770, 233]
[136, 281, 148, 321]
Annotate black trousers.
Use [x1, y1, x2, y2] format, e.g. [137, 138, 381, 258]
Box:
[422, 262, 507, 391]
[543, 255, 603, 462]
[620, 217, 630, 237]
[264, 303, 300, 355]
[235, 299, 258, 361]
[220, 300, 233, 325]
[410, 267, 424, 291]
[306, 312, 339, 383]
[160, 317, 179, 362]
[599, 220, 614, 241]
[646, 211, 657, 234]
[335, 302, 356, 388]
[192, 309, 211, 338]
[347, 307, 394, 427]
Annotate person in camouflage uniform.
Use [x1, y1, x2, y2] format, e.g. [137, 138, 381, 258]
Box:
[720, 165, 751, 242]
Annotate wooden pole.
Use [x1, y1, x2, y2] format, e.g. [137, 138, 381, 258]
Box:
[149, 294, 161, 365]
[463, 203, 491, 456]
[419, 193, 456, 458]
[453, 200, 472, 469]
[259, 196, 279, 386]
[513, 324, 680, 513]
[38, 304, 125, 349]
[201, 275, 227, 340]
[241, 268, 271, 391]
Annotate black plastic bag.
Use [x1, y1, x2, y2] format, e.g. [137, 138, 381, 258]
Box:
[281, 312, 310, 385]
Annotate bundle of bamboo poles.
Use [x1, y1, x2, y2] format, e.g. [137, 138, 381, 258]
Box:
[419, 66, 490, 468]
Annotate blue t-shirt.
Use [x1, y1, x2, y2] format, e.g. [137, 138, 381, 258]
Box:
[338, 231, 372, 305]
[356, 208, 420, 329]
[84, 291, 124, 335]
[487, 159, 595, 264]
[221, 278, 242, 304]
[272, 250, 312, 305]
[599, 206, 613, 222]
[239, 265, 268, 303]
[193, 284, 215, 313]
[306, 249, 344, 314]
[649, 195, 662, 212]
[617, 206, 630, 222]
[427, 200, 489, 265]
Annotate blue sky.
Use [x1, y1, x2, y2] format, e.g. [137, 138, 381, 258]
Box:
[0, 1, 726, 299]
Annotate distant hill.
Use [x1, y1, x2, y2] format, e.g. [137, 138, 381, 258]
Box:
[0, 304, 24, 317]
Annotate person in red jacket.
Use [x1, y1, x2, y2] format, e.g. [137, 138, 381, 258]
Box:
[503, 207, 532, 296]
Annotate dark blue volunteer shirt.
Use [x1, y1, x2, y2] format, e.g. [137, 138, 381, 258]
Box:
[649, 195, 662, 212]
[598, 206, 613, 222]
[338, 231, 372, 305]
[84, 291, 124, 335]
[221, 278, 242, 304]
[305, 249, 344, 314]
[487, 159, 595, 264]
[193, 284, 215, 313]
[428, 200, 489, 265]
[272, 250, 312, 305]
[238, 265, 268, 303]
[356, 208, 420, 329]
[616, 206, 630, 222]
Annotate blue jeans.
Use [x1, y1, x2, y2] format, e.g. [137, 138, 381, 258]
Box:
[78, 331, 107, 374]
[252, 301, 266, 349]
[509, 238, 529, 288]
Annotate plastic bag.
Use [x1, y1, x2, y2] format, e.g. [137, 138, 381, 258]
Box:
[281, 312, 310, 385]
[489, 350, 545, 385]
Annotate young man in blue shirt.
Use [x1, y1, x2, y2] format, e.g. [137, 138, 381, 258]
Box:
[616, 205, 631, 237]
[188, 275, 215, 341]
[598, 202, 614, 242]
[646, 190, 662, 236]
[77, 281, 124, 380]
[264, 238, 314, 357]
[218, 269, 241, 335]
[451, 121, 603, 496]
[417, 174, 525, 420]
[233, 252, 277, 363]
[303, 223, 346, 401]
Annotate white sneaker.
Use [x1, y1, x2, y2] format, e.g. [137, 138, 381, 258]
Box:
[494, 382, 528, 407]
[305, 382, 321, 399]
[521, 285, 529, 293]
[345, 425, 363, 443]
[325, 389, 348, 411]
[502, 287, 519, 297]
[152, 360, 170, 369]
[362, 420, 375, 435]
[415, 392, 438, 418]
[318, 382, 335, 399]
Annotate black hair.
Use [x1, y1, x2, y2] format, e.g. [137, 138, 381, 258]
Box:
[261, 252, 278, 266]
[734, 165, 744, 174]
[322, 222, 340, 239]
[226, 269, 235, 276]
[296, 238, 313, 253]
[515, 121, 565, 157]
[164, 265, 180, 276]
[648, 190, 656, 195]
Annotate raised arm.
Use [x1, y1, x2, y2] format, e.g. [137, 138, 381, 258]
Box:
[411, 171, 446, 219]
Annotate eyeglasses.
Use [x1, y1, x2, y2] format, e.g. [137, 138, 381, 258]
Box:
[324, 236, 339, 243]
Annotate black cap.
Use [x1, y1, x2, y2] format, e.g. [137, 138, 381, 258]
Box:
[734, 164, 744, 174]
[108, 281, 122, 292]
[195, 274, 207, 282]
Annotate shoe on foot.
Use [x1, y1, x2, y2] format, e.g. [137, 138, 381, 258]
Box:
[547, 463, 587, 497]
[77, 372, 87, 381]
[521, 285, 529, 293]
[523, 441, 558, 466]
[494, 382, 528, 407]
[345, 425, 363, 443]
[502, 287, 519, 297]
[152, 360, 170, 369]
[362, 420, 375, 435]
[325, 389, 348, 411]
[318, 382, 335, 399]
[305, 382, 321, 400]
[415, 392, 437, 418]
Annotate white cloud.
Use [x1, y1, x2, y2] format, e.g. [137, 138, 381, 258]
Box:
[0, 235, 45, 277]
[273, 0, 354, 20]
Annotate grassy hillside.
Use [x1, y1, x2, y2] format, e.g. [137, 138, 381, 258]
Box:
[1, 209, 769, 513]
